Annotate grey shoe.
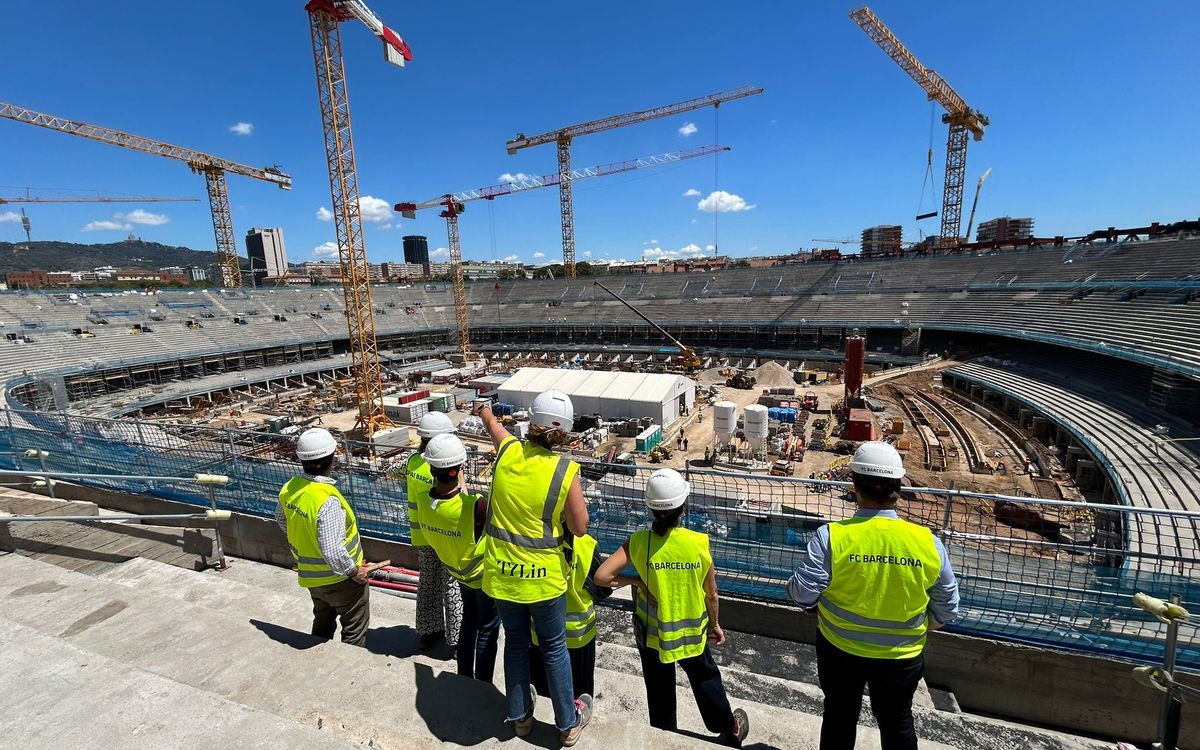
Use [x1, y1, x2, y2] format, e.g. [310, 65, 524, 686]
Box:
[560, 694, 593, 747]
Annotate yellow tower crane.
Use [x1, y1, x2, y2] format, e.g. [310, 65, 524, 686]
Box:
[505, 86, 762, 278]
[305, 0, 412, 439]
[850, 6, 988, 250]
[0, 102, 292, 286]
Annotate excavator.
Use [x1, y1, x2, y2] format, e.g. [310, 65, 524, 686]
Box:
[593, 281, 703, 371]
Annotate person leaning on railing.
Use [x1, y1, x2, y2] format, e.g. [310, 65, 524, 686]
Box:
[787, 441, 960, 750]
[474, 391, 593, 747]
[275, 427, 377, 647]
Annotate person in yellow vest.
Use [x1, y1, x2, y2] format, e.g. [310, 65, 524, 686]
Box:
[787, 441, 960, 750]
[407, 412, 462, 651]
[596, 468, 749, 747]
[275, 428, 376, 647]
[474, 392, 593, 747]
[529, 532, 611, 699]
[420, 432, 499, 681]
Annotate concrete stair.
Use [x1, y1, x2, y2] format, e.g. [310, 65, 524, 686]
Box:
[0, 551, 1112, 749]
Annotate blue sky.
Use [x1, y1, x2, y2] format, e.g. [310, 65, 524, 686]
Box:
[2, 1, 1197, 266]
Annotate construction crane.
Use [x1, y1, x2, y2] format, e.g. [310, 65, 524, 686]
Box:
[593, 281, 702, 370]
[0, 192, 197, 205]
[812, 238, 858, 245]
[306, 0, 412, 439]
[505, 86, 763, 278]
[0, 101, 292, 286]
[397, 146, 730, 360]
[850, 7, 988, 250]
[964, 167, 992, 243]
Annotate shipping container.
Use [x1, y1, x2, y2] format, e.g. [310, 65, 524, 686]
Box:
[394, 398, 431, 423]
[635, 424, 663, 452]
[847, 408, 875, 441]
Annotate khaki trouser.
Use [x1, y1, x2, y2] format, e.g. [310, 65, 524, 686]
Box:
[309, 577, 371, 647]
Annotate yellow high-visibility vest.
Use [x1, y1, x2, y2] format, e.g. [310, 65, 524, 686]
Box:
[279, 476, 363, 589]
[406, 452, 434, 547]
[483, 436, 577, 603]
[630, 527, 711, 663]
[532, 533, 599, 649]
[418, 488, 485, 589]
[818, 516, 941, 659]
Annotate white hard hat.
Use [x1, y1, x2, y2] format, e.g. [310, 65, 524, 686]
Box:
[417, 411, 455, 438]
[296, 428, 337, 461]
[645, 468, 690, 511]
[849, 441, 905, 480]
[530, 389, 574, 430]
[424, 433, 467, 469]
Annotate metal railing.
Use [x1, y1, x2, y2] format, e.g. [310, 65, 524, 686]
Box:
[0, 407, 1195, 671]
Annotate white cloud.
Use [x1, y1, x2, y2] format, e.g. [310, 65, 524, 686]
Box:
[430, 246, 449, 259]
[123, 209, 169, 226]
[499, 172, 534, 184]
[642, 239, 659, 246]
[697, 190, 755, 213]
[678, 122, 698, 137]
[682, 188, 701, 197]
[678, 244, 703, 255]
[705, 244, 716, 252]
[358, 195, 392, 222]
[378, 222, 394, 231]
[503, 254, 519, 262]
[82, 219, 130, 232]
[642, 243, 704, 260]
[312, 241, 339, 259]
[0, 211, 22, 223]
[582, 251, 593, 259]
[316, 206, 333, 221]
[229, 122, 254, 136]
[532, 252, 546, 259]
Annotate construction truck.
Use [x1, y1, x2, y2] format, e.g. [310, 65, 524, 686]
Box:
[802, 392, 819, 411]
[593, 281, 703, 370]
[725, 371, 757, 390]
[648, 444, 673, 463]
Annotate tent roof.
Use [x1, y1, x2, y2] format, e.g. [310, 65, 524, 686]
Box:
[497, 367, 693, 406]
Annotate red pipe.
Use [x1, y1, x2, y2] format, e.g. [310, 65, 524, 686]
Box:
[370, 579, 418, 593]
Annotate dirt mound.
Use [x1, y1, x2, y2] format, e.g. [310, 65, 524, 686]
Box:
[752, 360, 795, 387]
[697, 367, 728, 386]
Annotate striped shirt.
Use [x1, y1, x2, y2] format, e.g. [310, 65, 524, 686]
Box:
[274, 474, 357, 578]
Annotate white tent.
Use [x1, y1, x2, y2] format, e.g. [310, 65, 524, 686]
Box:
[496, 367, 696, 427]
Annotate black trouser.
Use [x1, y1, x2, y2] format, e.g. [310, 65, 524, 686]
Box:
[457, 582, 500, 681]
[530, 637, 596, 698]
[309, 577, 370, 647]
[815, 631, 924, 750]
[637, 643, 735, 736]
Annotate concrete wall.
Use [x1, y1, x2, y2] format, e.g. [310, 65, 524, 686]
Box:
[16, 477, 1196, 748]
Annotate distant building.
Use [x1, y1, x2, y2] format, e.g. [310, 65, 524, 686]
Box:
[403, 235, 430, 265]
[116, 268, 159, 282]
[977, 217, 1035, 243]
[861, 225, 903, 258]
[5, 270, 49, 289]
[245, 227, 288, 286]
[186, 266, 207, 282]
[264, 273, 313, 287]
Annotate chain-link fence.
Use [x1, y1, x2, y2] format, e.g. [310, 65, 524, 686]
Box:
[1, 407, 1196, 671]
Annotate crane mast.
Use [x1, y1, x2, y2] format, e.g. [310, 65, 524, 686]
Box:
[506, 86, 761, 278]
[593, 281, 702, 369]
[0, 101, 292, 287]
[849, 7, 987, 250]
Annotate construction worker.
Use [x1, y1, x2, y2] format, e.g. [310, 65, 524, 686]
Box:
[420, 433, 499, 681]
[474, 392, 593, 747]
[787, 441, 960, 750]
[407, 411, 462, 651]
[275, 428, 375, 647]
[529, 531, 611, 700]
[596, 468, 750, 747]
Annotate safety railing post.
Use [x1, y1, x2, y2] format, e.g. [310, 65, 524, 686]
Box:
[205, 482, 228, 572]
[940, 481, 955, 539]
[1158, 593, 1183, 750]
[36, 451, 55, 499]
[226, 430, 245, 511]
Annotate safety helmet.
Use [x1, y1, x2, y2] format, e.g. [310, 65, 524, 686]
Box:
[530, 389, 574, 430]
[296, 428, 338, 461]
[644, 468, 690, 511]
[416, 411, 455, 438]
[849, 441, 905, 480]
[424, 433, 468, 469]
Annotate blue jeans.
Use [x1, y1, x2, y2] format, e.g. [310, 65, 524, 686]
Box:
[458, 583, 500, 682]
[496, 595, 579, 732]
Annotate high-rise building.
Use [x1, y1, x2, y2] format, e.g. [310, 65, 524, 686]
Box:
[245, 227, 288, 287]
[860, 225, 903, 257]
[976, 217, 1035, 244]
[402, 235, 430, 265]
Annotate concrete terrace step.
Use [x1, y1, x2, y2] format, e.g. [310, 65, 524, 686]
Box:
[0, 617, 362, 750]
[0, 551, 844, 749]
[99, 556, 1106, 750]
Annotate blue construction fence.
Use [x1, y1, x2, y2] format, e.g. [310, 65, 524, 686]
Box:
[0, 407, 1195, 672]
